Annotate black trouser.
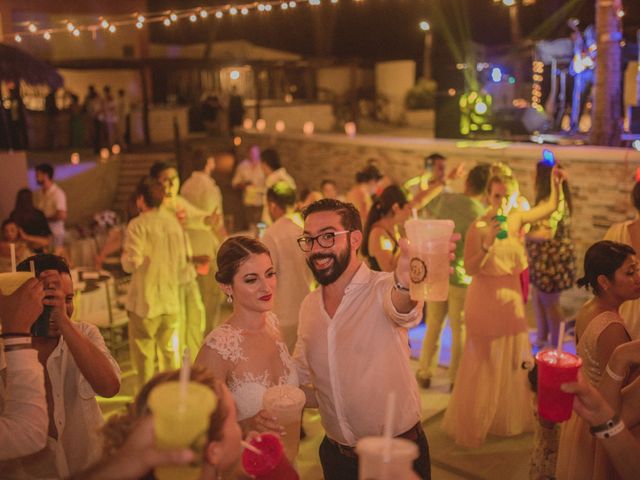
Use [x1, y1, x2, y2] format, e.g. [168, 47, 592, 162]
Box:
[319, 424, 431, 480]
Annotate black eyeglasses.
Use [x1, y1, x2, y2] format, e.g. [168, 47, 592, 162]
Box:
[297, 230, 351, 252]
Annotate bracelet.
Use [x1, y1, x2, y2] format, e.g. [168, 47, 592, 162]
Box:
[590, 415, 626, 439]
[3, 344, 34, 353]
[605, 364, 626, 383]
[394, 281, 410, 293]
[2, 337, 32, 346]
[0, 333, 31, 338]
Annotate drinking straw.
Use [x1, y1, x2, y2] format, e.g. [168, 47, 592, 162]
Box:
[179, 348, 191, 396]
[29, 260, 35, 276]
[382, 391, 396, 463]
[412, 208, 418, 220]
[10, 243, 16, 273]
[241, 440, 263, 455]
[556, 321, 566, 356]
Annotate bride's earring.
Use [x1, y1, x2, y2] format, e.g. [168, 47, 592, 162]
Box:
[226, 293, 233, 304]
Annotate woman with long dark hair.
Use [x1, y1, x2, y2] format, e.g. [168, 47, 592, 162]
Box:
[556, 240, 640, 479]
[526, 161, 576, 348]
[362, 185, 411, 272]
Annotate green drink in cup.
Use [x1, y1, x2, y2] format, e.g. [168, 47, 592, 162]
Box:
[0, 272, 34, 296]
[148, 381, 218, 480]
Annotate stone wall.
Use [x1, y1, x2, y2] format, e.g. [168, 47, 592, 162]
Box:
[239, 131, 640, 313]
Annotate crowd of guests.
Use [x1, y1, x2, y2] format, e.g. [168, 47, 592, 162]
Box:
[1, 145, 640, 480]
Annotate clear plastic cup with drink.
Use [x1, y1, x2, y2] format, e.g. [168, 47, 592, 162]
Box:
[404, 219, 455, 302]
[148, 381, 218, 480]
[262, 385, 306, 462]
[536, 349, 583, 422]
[356, 436, 418, 480]
[0, 272, 35, 296]
[241, 432, 299, 480]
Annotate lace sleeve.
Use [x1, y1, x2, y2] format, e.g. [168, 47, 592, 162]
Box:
[203, 325, 247, 363]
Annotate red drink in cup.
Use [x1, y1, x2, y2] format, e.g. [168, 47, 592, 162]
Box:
[241, 433, 299, 480]
[536, 349, 582, 422]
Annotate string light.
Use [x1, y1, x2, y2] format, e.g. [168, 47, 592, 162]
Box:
[14, 34, 22, 42]
[6, 0, 358, 42]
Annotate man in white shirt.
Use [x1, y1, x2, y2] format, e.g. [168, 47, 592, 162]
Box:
[262, 182, 313, 351]
[150, 162, 207, 361]
[293, 198, 432, 479]
[0, 254, 121, 478]
[232, 145, 265, 229]
[122, 177, 187, 387]
[181, 150, 227, 333]
[34, 163, 67, 250]
[0, 277, 48, 461]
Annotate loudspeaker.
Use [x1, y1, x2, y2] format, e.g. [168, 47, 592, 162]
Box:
[630, 106, 640, 134]
[435, 93, 462, 139]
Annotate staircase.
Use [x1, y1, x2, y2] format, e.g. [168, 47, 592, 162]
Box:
[112, 152, 174, 216]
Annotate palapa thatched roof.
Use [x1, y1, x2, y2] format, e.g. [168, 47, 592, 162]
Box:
[0, 43, 63, 89]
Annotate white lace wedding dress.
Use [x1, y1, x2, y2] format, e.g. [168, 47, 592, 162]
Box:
[201, 312, 299, 421]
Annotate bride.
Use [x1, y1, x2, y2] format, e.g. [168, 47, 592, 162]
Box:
[195, 236, 298, 434]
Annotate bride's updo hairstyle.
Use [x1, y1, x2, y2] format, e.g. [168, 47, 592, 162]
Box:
[576, 240, 635, 294]
[215, 235, 271, 285]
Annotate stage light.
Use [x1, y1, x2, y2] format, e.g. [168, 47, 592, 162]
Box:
[275, 120, 286, 132]
[490, 67, 502, 83]
[474, 101, 488, 115]
[230, 70, 240, 80]
[256, 119, 266, 131]
[508, 76, 516, 84]
[419, 21, 430, 32]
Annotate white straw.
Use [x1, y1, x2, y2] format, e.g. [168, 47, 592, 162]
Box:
[241, 440, 263, 455]
[412, 208, 418, 220]
[29, 261, 35, 276]
[10, 243, 16, 273]
[179, 348, 191, 395]
[382, 391, 396, 463]
[556, 321, 566, 355]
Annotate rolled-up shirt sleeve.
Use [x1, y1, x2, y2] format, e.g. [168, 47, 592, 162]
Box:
[121, 219, 145, 273]
[381, 276, 423, 328]
[0, 349, 48, 460]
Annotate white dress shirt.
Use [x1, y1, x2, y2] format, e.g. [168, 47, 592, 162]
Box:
[0, 348, 48, 461]
[261, 215, 313, 328]
[122, 208, 188, 319]
[180, 172, 224, 258]
[231, 160, 265, 207]
[34, 183, 67, 244]
[293, 263, 423, 446]
[0, 323, 121, 478]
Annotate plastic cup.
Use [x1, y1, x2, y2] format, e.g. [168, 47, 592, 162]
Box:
[262, 385, 306, 461]
[0, 272, 34, 295]
[404, 219, 455, 302]
[356, 436, 418, 480]
[148, 381, 218, 480]
[241, 433, 299, 480]
[536, 349, 583, 422]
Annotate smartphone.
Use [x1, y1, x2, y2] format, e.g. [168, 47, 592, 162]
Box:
[30, 306, 51, 337]
[542, 149, 555, 167]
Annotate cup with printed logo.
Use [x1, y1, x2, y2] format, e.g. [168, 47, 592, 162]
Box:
[356, 436, 418, 480]
[536, 349, 582, 422]
[0, 271, 34, 296]
[404, 219, 455, 302]
[148, 381, 218, 480]
[262, 385, 306, 461]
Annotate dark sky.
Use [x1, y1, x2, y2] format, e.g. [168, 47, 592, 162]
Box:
[148, 0, 639, 61]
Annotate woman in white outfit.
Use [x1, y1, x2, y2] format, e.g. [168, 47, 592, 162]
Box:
[195, 236, 298, 434]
